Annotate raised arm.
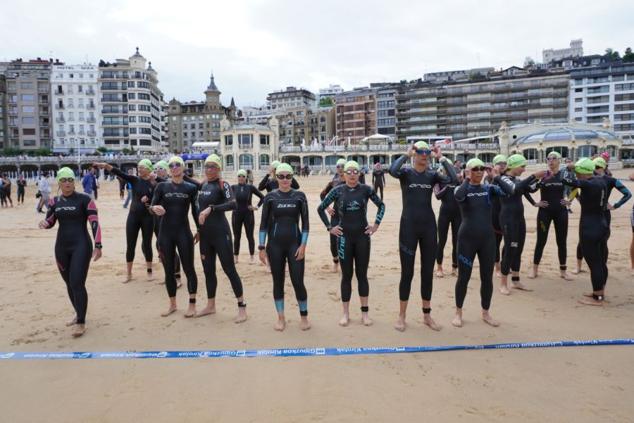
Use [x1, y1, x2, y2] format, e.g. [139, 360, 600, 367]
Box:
[42, 197, 57, 228]
[389, 155, 408, 179]
[454, 179, 470, 202]
[106, 165, 135, 183]
[291, 177, 300, 189]
[257, 174, 270, 191]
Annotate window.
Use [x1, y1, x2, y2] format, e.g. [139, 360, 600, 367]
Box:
[129, 116, 136, 123]
[129, 128, 137, 134]
[224, 135, 233, 146]
[128, 93, 136, 100]
[22, 117, 35, 124]
[22, 106, 35, 113]
[22, 128, 36, 135]
[78, 85, 83, 93]
[259, 154, 270, 168]
[574, 98, 583, 103]
[128, 81, 135, 88]
[238, 134, 253, 147]
[260, 134, 270, 145]
[21, 94, 35, 102]
[239, 154, 253, 168]
[20, 82, 34, 89]
[225, 155, 234, 167]
[574, 107, 583, 112]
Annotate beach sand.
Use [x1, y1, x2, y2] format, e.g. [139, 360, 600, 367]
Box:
[1, 170, 633, 422]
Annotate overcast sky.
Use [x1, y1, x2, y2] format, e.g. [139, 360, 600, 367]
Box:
[2, 0, 633, 106]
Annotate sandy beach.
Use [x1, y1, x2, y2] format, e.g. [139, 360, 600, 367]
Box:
[1, 170, 634, 422]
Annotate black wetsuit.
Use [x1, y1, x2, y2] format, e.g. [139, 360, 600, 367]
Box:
[454, 181, 506, 310]
[44, 192, 102, 324]
[318, 183, 385, 303]
[389, 156, 457, 303]
[153, 176, 181, 280]
[151, 180, 199, 298]
[372, 168, 386, 200]
[320, 173, 345, 263]
[231, 183, 264, 256]
[17, 179, 26, 203]
[197, 178, 244, 300]
[525, 170, 569, 269]
[495, 173, 536, 280]
[435, 179, 461, 270]
[257, 174, 300, 193]
[110, 167, 155, 265]
[489, 176, 504, 264]
[259, 189, 309, 315]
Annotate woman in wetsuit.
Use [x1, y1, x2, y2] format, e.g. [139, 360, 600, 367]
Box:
[231, 169, 264, 264]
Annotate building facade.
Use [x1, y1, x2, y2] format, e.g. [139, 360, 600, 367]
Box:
[0, 74, 6, 149]
[543, 39, 584, 64]
[267, 86, 315, 111]
[335, 87, 377, 144]
[166, 74, 236, 152]
[219, 116, 279, 172]
[4, 59, 53, 151]
[98, 48, 163, 152]
[569, 61, 634, 142]
[375, 84, 397, 138]
[51, 63, 102, 154]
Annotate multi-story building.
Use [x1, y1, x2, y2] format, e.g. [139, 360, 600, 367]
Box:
[374, 83, 397, 138]
[4, 58, 53, 151]
[219, 116, 279, 172]
[51, 63, 102, 154]
[318, 84, 344, 105]
[335, 87, 377, 144]
[160, 96, 169, 151]
[276, 106, 335, 145]
[98, 48, 163, 152]
[396, 66, 569, 141]
[543, 39, 583, 64]
[166, 74, 237, 152]
[0, 74, 6, 149]
[267, 86, 315, 111]
[569, 60, 634, 141]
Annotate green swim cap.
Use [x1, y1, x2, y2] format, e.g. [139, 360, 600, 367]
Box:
[507, 154, 527, 169]
[271, 160, 281, 169]
[593, 157, 607, 169]
[336, 158, 347, 167]
[344, 160, 360, 171]
[154, 160, 169, 171]
[466, 158, 485, 169]
[137, 159, 153, 171]
[414, 141, 430, 151]
[56, 167, 75, 181]
[492, 154, 507, 165]
[276, 163, 294, 174]
[575, 158, 595, 175]
[547, 151, 562, 160]
[168, 156, 185, 167]
[204, 154, 222, 169]
[237, 169, 247, 177]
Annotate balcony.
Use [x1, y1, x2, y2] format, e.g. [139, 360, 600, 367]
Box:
[86, 89, 95, 95]
[56, 131, 66, 137]
[87, 117, 96, 123]
[55, 104, 65, 109]
[55, 117, 66, 123]
[68, 130, 76, 136]
[87, 130, 97, 137]
[87, 103, 95, 110]
[55, 90, 64, 95]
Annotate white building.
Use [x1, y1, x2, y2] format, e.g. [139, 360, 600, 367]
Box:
[543, 39, 583, 64]
[219, 116, 279, 172]
[318, 84, 344, 101]
[266, 87, 315, 111]
[51, 63, 102, 154]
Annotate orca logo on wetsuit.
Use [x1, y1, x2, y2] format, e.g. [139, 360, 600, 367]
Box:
[466, 192, 488, 197]
[542, 182, 563, 187]
[56, 206, 77, 211]
[164, 192, 189, 199]
[408, 183, 433, 189]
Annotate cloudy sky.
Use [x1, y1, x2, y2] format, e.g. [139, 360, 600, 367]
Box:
[2, 0, 633, 106]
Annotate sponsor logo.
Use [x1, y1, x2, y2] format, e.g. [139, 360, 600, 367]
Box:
[466, 191, 488, 197]
[164, 193, 189, 199]
[276, 203, 296, 208]
[408, 183, 432, 189]
[346, 200, 361, 211]
[56, 206, 77, 211]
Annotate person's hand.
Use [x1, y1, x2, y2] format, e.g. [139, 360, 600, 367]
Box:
[326, 205, 335, 217]
[295, 244, 306, 261]
[365, 223, 379, 236]
[151, 205, 165, 216]
[248, 205, 257, 211]
[92, 162, 106, 169]
[198, 206, 211, 226]
[259, 249, 268, 266]
[489, 167, 499, 178]
[92, 249, 102, 262]
[38, 220, 49, 229]
[607, 203, 615, 210]
[408, 145, 417, 157]
[194, 232, 200, 244]
[141, 195, 149, 204]
[464, 169, 471, 180]
[329, 225, 343, 236]
[533, 170, 547, 179]
[431, 146, 442, 160]
[560, 199, 571, 207]
[536, 201, 548, 208]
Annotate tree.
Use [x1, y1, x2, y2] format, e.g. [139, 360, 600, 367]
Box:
[319, 97, 334, 107]
[604, 48, 621, 61]
[623, 47, 634, 62]
[524, 56, 535, 67]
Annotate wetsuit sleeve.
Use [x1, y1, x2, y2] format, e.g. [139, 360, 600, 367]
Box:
[436, 158, 459, 185]
[183, 175, 202, 190]
[317, 186, 339, 228]
[44, 197, 57, 228]
[252, 185, 265, 207]
[86, 197, 102, 248]
[189, 185, 200, 230]
[516, 175, 537, 193]
[151, 183, 164, 207]
[434, 182, 450, 200]
[610, 178, 632, 209]
[291, 177, 300, 189]
[320, 181, 334, 200]
[258, 195, 272, 246]
[213, 182, 237, 212]
[368, 186, 385, 225]
[257, 174, 269, 191]
[109, 166, 135, 183]
[524, 192, 537, 206]
[389, 155, 408, 179]
[299, 193, 309, 245]
[454, 180, 470, 202]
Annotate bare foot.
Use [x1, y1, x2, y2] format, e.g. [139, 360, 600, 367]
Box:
[482, 312, 500, 327]
[72, 324, 86, 338]
[332, 262, 339, 273]
[362, 314, 373, 326]
[235, 308, 248, 323]
[65, 317, 77, 327]
[435, 269, 444, 278]
[184, 303, 196, 318]
[451, 314, 463, 328]
[424, 315, 441, 331]
[339, 315, 350, 327]
[394, 316, 406, 332]
[161, 306, 177, 317]
[274, 319, 286, 331]
[499, 285, 511, 295]
[527, 269, 537, 279]
[299, 318, 311, 331]
[146, 270, 153, 281]
[250, 255, 256, 264]
[451, 268, 457, 276]
[122, 274, 133, 284]
[512, 281, 533, 292]
[560, 272, 574, 281]
[195, 306, 216, 317]
[578, 297, 604, 306]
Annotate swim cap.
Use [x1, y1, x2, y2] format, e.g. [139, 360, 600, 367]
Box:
[154, 160, 169, 171]
[414, 141, 430, 151]
[593, 157, 607, 169]
[204, 154, 222, 169]
[574, 158, 595, 175]
[344, 160, 360, 171]
[374, 162, 382, 169]
[237, 169, 247, 177]
[492, 154, 507, 165]
[271, 160, 281, 169]
[137, 159, 153, 171]
[336, 158, 347, 167]
[466, 158, 485, 169]
[600, 151, 610, 161]
[507, 154, 527, 169]
[276, 163, 294, 174]
[56, 167, 75, 182]
[168, 156, 185, 167]
[547, 151, 562, 160]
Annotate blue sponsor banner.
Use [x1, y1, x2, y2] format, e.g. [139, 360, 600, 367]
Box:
[0, 339, 632, 361]
[181, 153, 209, 161]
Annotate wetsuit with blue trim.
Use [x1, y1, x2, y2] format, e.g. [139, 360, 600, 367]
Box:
[389, 156, 457, 304]
[259, 189, 309, 316]
[44, 192, 102, 325]
[151, 180, 200, 298]
[453, 179, 506, 310]
[231, 183, 264, 256]
[435, 178, 461, 271]
[196, 178, 245, 301]
[320, 173, 346, 264]
[318, 183, 385, 304]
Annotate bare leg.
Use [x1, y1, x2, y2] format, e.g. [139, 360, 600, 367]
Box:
[495, 261, 501, 277]
[123, 262, 133, 283]
[630, 235, 634, 276]
[299, 316, 311, 331]
[184, 295, 196, 318]
[161, 297, 177, 317]
[274, 313, 286, 331]
[579, 290, 605, 306]
[146, 262, 153, 280]
[234, 255, 239, 264]
[235, 298, 248, 323]
[394, 300, 408, 332]
[511, 271, 532, 291]
[339, 301, 350, 326]
[572, 259, 584, 274]
[499, 274, 510, 295]
[195, 298, 216, 317]
[435, 264, 444, 278]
